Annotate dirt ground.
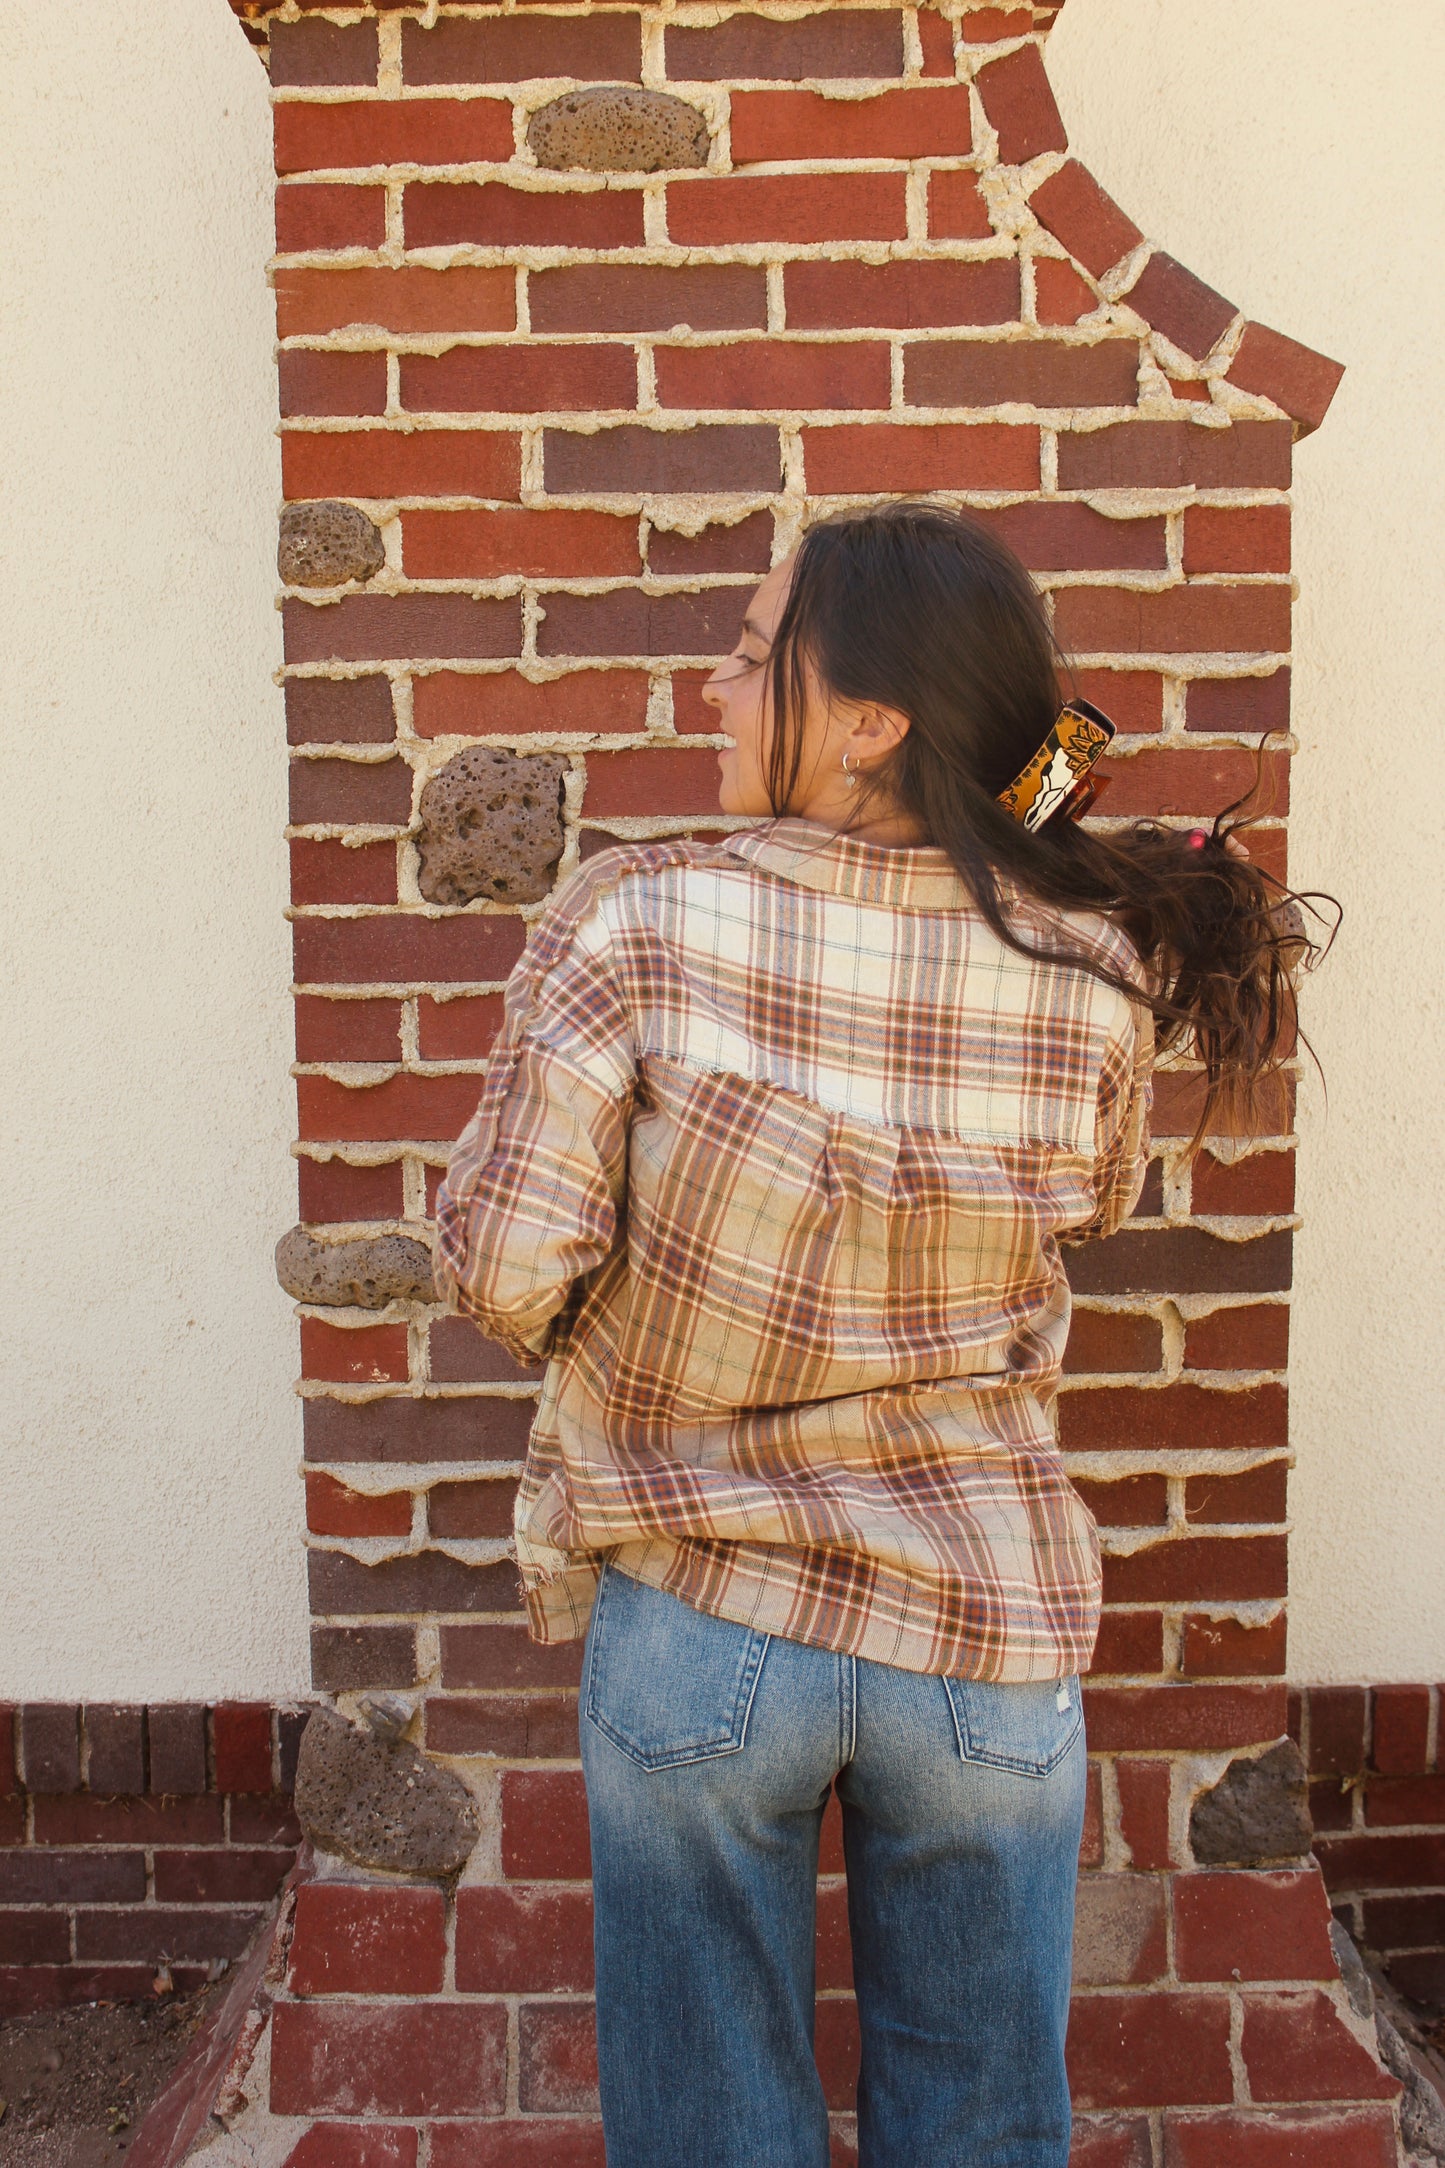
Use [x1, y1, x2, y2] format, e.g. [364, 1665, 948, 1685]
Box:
[0, 1985, 219, 2168]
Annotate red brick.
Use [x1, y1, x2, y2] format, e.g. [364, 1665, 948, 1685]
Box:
[401, 344, 639, 419]
[275, 98, 514, 175]
[276, 267, 515, 339]
[295, 996, 402, 1064]
[311, 1625, 418, 1692]
[502, 1770, 591, 1879]
[1073, 1874, 1169, 1985]
[1072, 1473, 1169, 1525]
[1117, 1758, 1174, 1869]
[904, 336, 1139, 409]
[20, 1707, 81, 1793]
[457, 1886, 594, 1992]
[299, 1072, 487, 1144]
[429, 2127, 605, 2168]
[1315, 1831, 1445, 1888]
[304, 1393, 536, 1466]
[1184, 1304, 1290, 1373]
[271, 19, 378, 88]
[284, 595, 520, 666]
[536, 586, 745, 660]
[0, 1965, 158, 2015]
[1308, 1687, 1368, 1777]
[288, 1884, 446, 1997]
[76, 1908, 262, 1963]
[282, 2128, 418, 2168]
[0, 1912, 69, 1965]
[83, 1706, 145, 1796]
[1184, 505, 1292, 576]
[1060, 1382, 1288, 1455]
[1028, 160, 1143, 279]
[669, 172, 907, 246]
[815, 1995, 860, 2107]
[232, 1794, 303, 1847]
[1185, 1461, 1288, 1524]
[1182, 1613, 1287, 1677]
[656, 338, 889, 413]
[429, 1479, 517, 1540]
[306, 1470, 413, 1538]
[583, 746, 724, 819]
[1087, 1610, 1165, 1676]
[300, 1319, 409, 1385]
[1081, 1683, 1286, 1752]
[1069, 669, 1163, 734]
[1067, 1228, 1292, 1296]
[544, 424, 779, 494]
[427, 1692, 580, 1759]
[287, 676, 395, 747]
[1191, 1149, 1295, 1215]
[928, 167, 991, 238]
[1363, 1774, 1445, 1827]
[428, 1316, 543, 1384]
[648, 512, 773, 574]
[403, 14, 640, 84]
[1093, 743, 1288, 819]
[290, 757, 412, 828]
[441, 1625, 585, 1692]
[414, 668, 648, 740]
[917, 5, 956, 75]
[1228, 321, 1346, 437]
[0, 1850, 145, 1903]
[145, 1709, 209, 1798]
[973, 503, 1165, 578]
[1052, 583, 1291, 657]
[1175, 1869, 1334, 1982]
[1241, 1990, 1397, 2102]
[1034, 256, 1098, 326]
[1125, 252, 1237, 361]
[152, 1848, 293, 1903]
[530, 263, 767, 335]
[961, 8, 1033, 38]
[1057, 420, 1292, 490]
[271, 2002, 508, 2116]
[1065, 1992, 1232, 2108]
[276, 182, 386, 253]
[803, 422, 1038, 492]
[213, 1704, 273, 1793]
[732, 86, 974, 162]
[665, 12, 903, 80]
[1068, 2120, 1153, 2168]
[1080, 1760, 1104, 1867]
[1064, 1310, 1165, 1375]
[1161, 2107, 1399, 2168]
[418, 993, 505, 1060]
[292, 911, 527, 987]
[519, 2000, 599, 2113]
[406, 182, 645, 251]
[1371, 1685, 1432, 1776]
[290, 841, 397, 907]
[298, 1156, 405, 1223]
[309, 1548, 518, 1617]
[973, 44, 1067, 164]
[1102, 1535, 1285, 1604]
[1185, 670, 1291, 737]
[1361, 1892, 1445, 1948]
[786, 256, 1018, 330]
[282, 429, 522, 503]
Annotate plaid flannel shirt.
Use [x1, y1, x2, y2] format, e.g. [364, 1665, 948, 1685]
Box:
[434, 819, 1153, 1680]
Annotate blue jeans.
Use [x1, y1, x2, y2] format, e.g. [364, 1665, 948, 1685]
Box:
[579, 1564, 1086, 2168]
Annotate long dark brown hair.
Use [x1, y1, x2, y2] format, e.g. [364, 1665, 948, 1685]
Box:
[762, 500, 1336, 1151]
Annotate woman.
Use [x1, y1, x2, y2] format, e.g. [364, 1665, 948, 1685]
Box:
[435, 503, 1318, 2166]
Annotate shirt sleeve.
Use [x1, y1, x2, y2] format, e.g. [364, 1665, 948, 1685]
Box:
[433, 871, 637, 1365]
[1066, 999, 1155, 1245]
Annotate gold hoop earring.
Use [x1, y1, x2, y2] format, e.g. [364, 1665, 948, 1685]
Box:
[842, 752, 860, 791]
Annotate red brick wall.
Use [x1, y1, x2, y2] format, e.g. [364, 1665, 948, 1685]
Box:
[241, 0, 1380, 2155]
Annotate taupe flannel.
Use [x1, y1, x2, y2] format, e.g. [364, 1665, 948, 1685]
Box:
[435, 820, 1153, 1680]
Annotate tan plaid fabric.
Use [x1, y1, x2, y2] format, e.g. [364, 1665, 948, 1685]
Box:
[435, 819, 1153, 1680]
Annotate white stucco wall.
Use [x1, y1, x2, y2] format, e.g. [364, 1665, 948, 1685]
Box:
[1047, 0, 1445, 1682]
[1, 0, 1438, 1695]
[0, 0, 307, 1695]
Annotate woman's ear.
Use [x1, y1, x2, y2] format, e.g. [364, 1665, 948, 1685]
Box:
[846, 701, 912, 764]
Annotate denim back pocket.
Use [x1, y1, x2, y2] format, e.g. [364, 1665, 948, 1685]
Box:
[943, 1674, 1083, 1778]
[583, 1566, 771, 1771]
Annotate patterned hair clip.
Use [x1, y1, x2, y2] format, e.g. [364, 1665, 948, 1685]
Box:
[996, 697, 1117, 833]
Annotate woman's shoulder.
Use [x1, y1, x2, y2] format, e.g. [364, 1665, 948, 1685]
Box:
[525, 833, 744, 958]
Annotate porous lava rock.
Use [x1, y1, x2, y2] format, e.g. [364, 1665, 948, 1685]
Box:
[1189, 1737, 1313, 1865]
[528, 85, 710, 173]
[279, 500, 385, 587]
[417, 746, 566, 906]
[275, 1227, 435, 1309]
[294, 1707, 479, 1879]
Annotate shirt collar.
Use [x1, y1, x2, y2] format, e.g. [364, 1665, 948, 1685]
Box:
[722, 818, 973, 911]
